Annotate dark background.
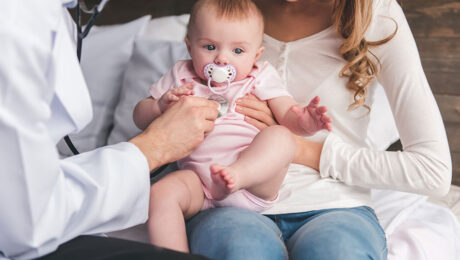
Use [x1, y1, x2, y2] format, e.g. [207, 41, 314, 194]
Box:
[75, 0, 460, 185]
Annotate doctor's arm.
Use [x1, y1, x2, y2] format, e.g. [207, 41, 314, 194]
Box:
[0, 10, 216, 260]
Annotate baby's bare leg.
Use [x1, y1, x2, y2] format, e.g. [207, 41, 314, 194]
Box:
[148, 170, 204, 253]
[210, 125, 296, 201]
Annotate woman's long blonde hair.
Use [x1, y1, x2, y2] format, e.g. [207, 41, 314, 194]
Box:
[333, 0, 397, 112]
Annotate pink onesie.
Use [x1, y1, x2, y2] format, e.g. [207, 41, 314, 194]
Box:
[149, 60, 291, 212]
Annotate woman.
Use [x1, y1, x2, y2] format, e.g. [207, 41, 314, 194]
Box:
[186, 0, 452, 259]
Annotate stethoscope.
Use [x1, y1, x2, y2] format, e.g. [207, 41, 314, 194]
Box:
[64, 0, 109, 156]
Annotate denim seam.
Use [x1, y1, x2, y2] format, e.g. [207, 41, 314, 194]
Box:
[360, 207, 388, 257]
[274, 216, 285, 241]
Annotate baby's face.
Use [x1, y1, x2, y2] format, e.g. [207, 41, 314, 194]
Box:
[186, 7, 264, 84]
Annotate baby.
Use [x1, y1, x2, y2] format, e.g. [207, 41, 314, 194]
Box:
[133, 0, 332, 253]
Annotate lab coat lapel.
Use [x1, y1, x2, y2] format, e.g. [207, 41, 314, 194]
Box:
[52, 9, 93, 133]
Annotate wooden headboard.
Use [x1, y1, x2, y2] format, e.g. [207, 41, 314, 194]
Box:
[74, 0, 460, 185]
[73, 0, 198, 25]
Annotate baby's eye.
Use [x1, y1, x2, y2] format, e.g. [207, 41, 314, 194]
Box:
[233, 48, 244, 54]
[205, 45, 216, 51]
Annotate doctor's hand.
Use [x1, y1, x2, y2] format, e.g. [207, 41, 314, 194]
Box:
[130, 96, 219, 171]
[158, 82, 195, 113]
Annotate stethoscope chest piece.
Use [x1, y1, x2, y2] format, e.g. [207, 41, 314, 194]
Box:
[208, 94, 229, 118]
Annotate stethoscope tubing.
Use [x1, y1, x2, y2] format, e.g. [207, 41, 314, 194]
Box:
[65, 1, 103, 156]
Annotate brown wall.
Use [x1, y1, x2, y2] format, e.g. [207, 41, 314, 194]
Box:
[400, 0, 460, 185]
[77, 0, 460, 185]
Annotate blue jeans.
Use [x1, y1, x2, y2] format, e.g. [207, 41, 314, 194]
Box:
[186, 206, 387, 260]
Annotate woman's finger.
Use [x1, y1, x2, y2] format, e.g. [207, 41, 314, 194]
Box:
[236, 105, 277, 126]
[237, 94, 272, 115]
[244, 115, 269, 131]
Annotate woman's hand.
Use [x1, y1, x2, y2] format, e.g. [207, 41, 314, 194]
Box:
[130, 96, 219, 171]
[236, 94, 278, 130]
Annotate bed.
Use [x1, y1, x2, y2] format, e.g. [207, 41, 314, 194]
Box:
[59, 7, 460, 260]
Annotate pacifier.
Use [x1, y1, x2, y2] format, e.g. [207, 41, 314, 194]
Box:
[203, 63, 237, 95]
[203, 63, 236, 117]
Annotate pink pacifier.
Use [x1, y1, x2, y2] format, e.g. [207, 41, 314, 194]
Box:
[203, 63, 237, 94]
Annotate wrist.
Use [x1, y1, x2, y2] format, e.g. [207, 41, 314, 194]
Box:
[129, 132, 167, 172]
[292, 135, 323, 171]
[152, 99, 163, 117]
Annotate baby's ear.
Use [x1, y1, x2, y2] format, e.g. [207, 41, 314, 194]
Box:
[255, 46, 265, 60]
[185, 36, 192, 53]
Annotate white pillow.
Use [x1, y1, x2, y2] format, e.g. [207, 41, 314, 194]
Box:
[107, 38, 189, 145]
[142, 14, 190, 42]
[57, 15, 151, 156]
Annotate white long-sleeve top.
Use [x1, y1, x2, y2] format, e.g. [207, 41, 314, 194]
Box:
[0, 1, 150, 259]
[261, 0, 452, 215]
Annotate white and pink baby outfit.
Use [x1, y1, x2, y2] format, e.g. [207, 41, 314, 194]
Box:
[149, 60, 291, 212]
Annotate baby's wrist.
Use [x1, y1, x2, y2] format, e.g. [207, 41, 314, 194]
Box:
[152, 99, 163, 117]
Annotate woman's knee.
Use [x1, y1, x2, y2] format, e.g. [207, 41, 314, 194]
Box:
[288, 208, 387, 260]
[187, 207, 287, 260]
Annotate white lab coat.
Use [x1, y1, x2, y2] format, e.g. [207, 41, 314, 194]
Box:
[0, 0, 150, 259]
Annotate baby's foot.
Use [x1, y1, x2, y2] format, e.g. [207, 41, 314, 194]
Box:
[209, 164, 239, 200]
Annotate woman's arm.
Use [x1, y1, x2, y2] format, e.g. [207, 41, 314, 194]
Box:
[318, 2, 451, 197]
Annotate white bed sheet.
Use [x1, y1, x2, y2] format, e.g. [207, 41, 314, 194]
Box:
[75, 14, 460, 259]
[373, 188, 460, 259]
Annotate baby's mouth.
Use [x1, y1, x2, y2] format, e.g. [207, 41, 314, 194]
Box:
[210, 81, 228, 87]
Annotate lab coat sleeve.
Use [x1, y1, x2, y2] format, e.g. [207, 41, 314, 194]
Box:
[0, 2, 150, 259]
[318, 1, 452, 197]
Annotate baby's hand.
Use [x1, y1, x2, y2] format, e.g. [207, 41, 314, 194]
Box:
[290, 96, 332, 135]
[158, 82, 195, 112]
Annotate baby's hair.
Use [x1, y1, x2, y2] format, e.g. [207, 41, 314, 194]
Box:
[187, 0, 264, 37]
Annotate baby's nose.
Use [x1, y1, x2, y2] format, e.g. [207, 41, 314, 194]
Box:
[214, 53, 228, 65]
